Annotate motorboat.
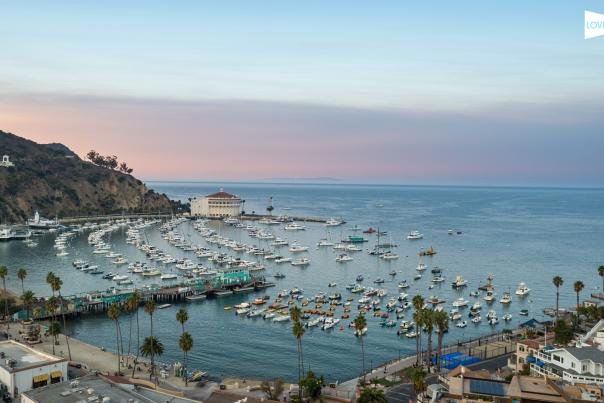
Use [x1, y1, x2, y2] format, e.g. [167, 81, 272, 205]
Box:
[356, 275, 364, 282]
[502, 313, 512, 321]
[389, 270, 397, 276]
[325, 218, 344, 227]
[380, 252, 399, 260]
[350, 285, 365, 293]
[274, 272, 286, 279]
[469, 291, 480, 297]
[416, 262, 427, 272]
[515, 282, 531, 297]
[471, 315, 481, 324]
[335, 254, 353, 262]
[112, 275, 129, 282]
[499, 292, 512, 305]
[328, 282, 337, 287]
[275, 257, 292, 263]
[284, 223, 306, 231]
[413, 274, 422, 280]
[317, 239, 334, 247]
[471, 301, 482, 310]
[456, 321, 467, 328]
[431, 275, 445, 283]
[484, 291, 495, 303]
[321, 318, 340, 330]
[398, 280, 409, 289]
[289, 243, 309, 253]
[273, 315, 291, 322]
[451, 275, 468, 289]
[486, 310, 497, 320]
[291, 257, 310, 266]
[161, 273, 178, 280]
[373, 278, 385, 284]
[519, 309, 529, 316]
[452, 298, 469, 308]
[407, 231, 423, 240]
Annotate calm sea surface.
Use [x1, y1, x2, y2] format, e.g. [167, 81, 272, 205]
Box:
[1, 182, 603, 382]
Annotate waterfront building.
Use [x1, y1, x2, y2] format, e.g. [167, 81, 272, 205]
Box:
[511, 332, 554, 372]
[21, 373, 193, 403]
[532, 342, 604, 385]
[0, 340, 67, 399]
[0, 155, 14, 167]
[190, 188, 241, 218]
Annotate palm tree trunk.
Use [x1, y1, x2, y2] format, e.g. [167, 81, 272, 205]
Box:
[296, 339, 301, 394]
[128, 311, 133, 359]
[150, 315, 155, 382]
[59, 293, 72, 361]
[115, 321, 120, 375]
[300, 339, 305, 378]
[556, 288, 559, 318]
[361, 337, 366, 382]
[437, 335, 443, 371]
[3, 279, 9, 330]
[427, 331, 432, 367]
[20, 279, 24, 295]
[132, 309, 140, 378]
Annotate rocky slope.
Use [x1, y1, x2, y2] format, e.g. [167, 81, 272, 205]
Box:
[0, 130, 177, 223]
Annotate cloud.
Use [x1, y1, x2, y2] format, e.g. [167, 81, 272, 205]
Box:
[1, 93, 602, 186]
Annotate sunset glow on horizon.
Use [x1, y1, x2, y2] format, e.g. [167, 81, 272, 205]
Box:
[1, 1, 603, 186]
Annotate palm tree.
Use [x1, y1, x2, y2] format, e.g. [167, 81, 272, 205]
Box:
[107, 304, 122, 375]
[292, 318, 305, 394]
[22, 290, 35, 320]
[433, 310, 448, 371]
[0, 266, 9, 330]
[599, 266, 604, 293]
[412, 295, 425, 365]
[49, 321, 61, 353]
[140, 336, 164, 382]
[574, 281, 585, 308]
[179, 331, 193, 386]
[128, 292, 142, 377]
[176, 308, 188, 334]
[17, 268, 27, 295]
[50, 275, 71, 360]
[353, 313, 367, 382]
[144, 300, 157, 381]
[260, 379, 284, 401]
[405, 367, 427, 397]
[357, 386, 388, 403]
[553, 276, 563, 318]
[423, 310, 434, 367]
[45, 297, 58, 354]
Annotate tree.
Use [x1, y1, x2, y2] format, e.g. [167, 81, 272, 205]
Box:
[107, 304, 122, 375]
[554, 319, 573, 344]
[357, 386, 388, 403]
[574, 281, 584, 308]
[144, 300, 157, 381]
[290, 305, 305, 393]
[353, 313, 367, 382]
[553, 276, 563, 319]
[50, 275, 71, 361]
[599, 266, 604, 293]
[405, 367, 427, 396]
[299, 370, 323, 399]
[140, 336, 164, 382]
[433, 310, 449, 371]
[128, 291, 141, 377]
[22, 290, 35, 320]
[0, 266, 9, 330]
[412, 295, 425, 365]
[17, 268, 27, 295]
[49, 321, 61, 352]
[45, 297, 59, 354]
[176, 308, 188, 334]
[179, 331, 193, 386]
[423, 310, 434, 367]
[260, 379, 284, 401]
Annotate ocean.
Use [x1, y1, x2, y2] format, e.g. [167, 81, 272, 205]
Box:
[1, 182, 603, 383]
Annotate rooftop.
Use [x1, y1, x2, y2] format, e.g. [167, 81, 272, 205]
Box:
[22, 374, 193, 403]
[507, 376, 566, 403]
[565, 345, 604, 363]
[0, 340, 64, 372]
[206, 188, 239, 199]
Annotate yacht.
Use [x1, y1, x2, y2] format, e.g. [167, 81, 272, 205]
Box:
[515, 282, 531, 297]
[503, 313, 512, 321]
[456, 320, 467, 328]
[317, 238, 334, 247]
[324, 218, 344, 227]
[398, 280, 409, 289]
[452, 298, 469, 308]
[335, 254, 353, 262]
[373, 278, 385, 284]
[274, 272, 286, 279]
[484, 290, 495, 303]
[291, 257, 310, 266]
[499, 292, 512, 304]
[431, 275, 445, 283]
[416, 262, 427, 272]
[407, 231, 423, 240]
[271, 238, 289, 246]
[161, 273, 178, 280]
[486, 310, 497, 320]
[471, 315, 481, 324]
[289, 244, 309, 253]
[27, 211, 59, 229]
[284, 223, 306, 231]
[451, 275, 468, 289]
[112, 275, 129, 282]
[275, 257, 292, 263]
[471, 301, 482, 310]
[142, 268, 161, 277]
[379, 252, 399, 260]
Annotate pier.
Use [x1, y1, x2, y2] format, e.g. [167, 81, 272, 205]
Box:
[239, 213, 344, 224]
[57, 212, 174, 225]
[18, 275, 275, 321]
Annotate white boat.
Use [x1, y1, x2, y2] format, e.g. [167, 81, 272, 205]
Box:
[161, 273, 178, 280]
[291, 257, 310, 266]
[380, 252, 399, 260]
[416, 262, 426, 272]
[306, 317, 324, 328]
[499, 292, 512, 304]
[27, 211, 59, 229]
[158, 304, 172, 309]
[484, 291, 495, 303]
[471, 316, 481, 324]
[284, 223, 306, 231]
[471, 301, 482, 310]
[452, 298, 469, 308]
[503, 313, 512, 321]
[451, 275, 468, 288]
[456, 321, 467, 328]
[289, 244, 309, 253]
[335, 254, 353, 262]
[515, 282, 531, 297]
[398, 280, 409, 289]
[112, 275, 129, 282]
[407, 231, 423, 240]
[324, 218, 344, 227]
[317, 239, 334, 247]
[486, 310, 497, 320]
[56, 250, 69, 257]
[275, 257, 292, 264]
[142, 269, 161, 277]
[321, 318, 340, 330]
[273, 315, 291, 322]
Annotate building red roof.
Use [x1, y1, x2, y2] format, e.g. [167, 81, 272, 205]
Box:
[207, 189, 239, 199]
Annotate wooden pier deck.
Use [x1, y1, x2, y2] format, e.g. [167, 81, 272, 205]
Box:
[57, 212, 174, 225]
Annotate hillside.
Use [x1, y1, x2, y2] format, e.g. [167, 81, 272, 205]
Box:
[0, 130, 179, 223]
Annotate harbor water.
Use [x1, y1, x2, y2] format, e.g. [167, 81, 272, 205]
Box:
[1, 182, 603, 383]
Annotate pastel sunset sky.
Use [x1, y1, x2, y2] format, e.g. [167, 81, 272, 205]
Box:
[1, 1, 603, 185]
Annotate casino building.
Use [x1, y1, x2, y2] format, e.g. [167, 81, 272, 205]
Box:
[190, 188, 242, 218]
